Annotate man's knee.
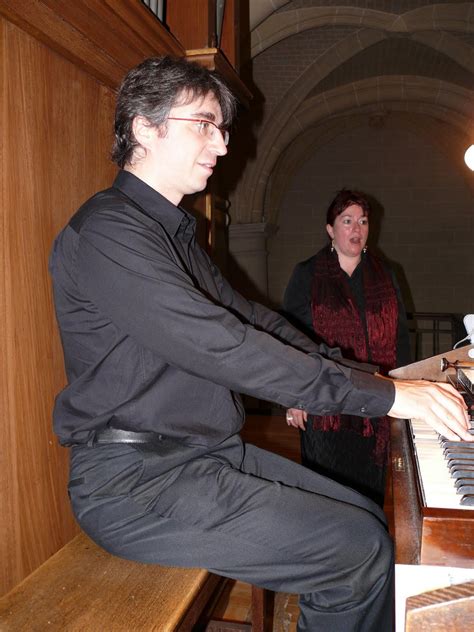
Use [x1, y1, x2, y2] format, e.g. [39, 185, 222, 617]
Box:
[351, 516, 393, 597]
[302, 516, 393, 614]
[330, 511, 393, 599]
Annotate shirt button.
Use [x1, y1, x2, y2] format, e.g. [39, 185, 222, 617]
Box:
[360, 407, 367, 414]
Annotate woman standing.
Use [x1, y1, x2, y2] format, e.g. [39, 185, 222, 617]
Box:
[283, 189, 410, 506]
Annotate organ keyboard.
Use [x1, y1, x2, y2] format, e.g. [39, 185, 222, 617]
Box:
[410, 418, 474, 509]
[387, 345, 474, 568]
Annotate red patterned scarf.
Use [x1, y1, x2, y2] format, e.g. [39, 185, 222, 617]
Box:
[310, 246, 399, 466]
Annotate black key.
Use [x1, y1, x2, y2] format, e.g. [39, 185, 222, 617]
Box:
[451, 468, 474, 478]
[454, 475, 474, 485]
[448, 458, 474, 468]
[442, 441, 474, 450]
[451, 462, 474, 469]
[444, 450, 474, 459]
[457, 482, 474, 495]
[455, 477, 474, 489]
[461, 495, 474, 506]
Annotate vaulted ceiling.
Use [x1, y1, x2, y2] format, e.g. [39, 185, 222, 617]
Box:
[230, 1, 474, 226]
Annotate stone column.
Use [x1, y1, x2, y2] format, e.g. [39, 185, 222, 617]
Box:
[228, 222, 273, 302]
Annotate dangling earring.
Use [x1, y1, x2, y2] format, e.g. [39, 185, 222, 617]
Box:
[330, 240, 335, 253]
[363, 245, 367, 254]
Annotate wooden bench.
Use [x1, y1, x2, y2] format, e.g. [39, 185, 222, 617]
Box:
[0, 532, 268, 631]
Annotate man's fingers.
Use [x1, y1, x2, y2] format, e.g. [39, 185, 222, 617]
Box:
[429, 384, 470, 434]
[389, 379, 471, 441]
[435, 382, 468, 409]
[427, 401, 472, 441]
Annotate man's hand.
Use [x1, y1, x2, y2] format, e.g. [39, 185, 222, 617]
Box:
[388, 379, 472, 441]
[286, 408, 307, 430]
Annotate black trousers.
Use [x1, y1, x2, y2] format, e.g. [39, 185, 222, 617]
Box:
[68, 435, 394, 631]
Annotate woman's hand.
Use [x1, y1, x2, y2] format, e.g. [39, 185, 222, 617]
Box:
[286, 408, 308, 430]
[388, 379, 472, 441]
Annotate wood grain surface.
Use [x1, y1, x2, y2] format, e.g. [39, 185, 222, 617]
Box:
[0, 533, 219, 631]
[0, 14, 117, 595]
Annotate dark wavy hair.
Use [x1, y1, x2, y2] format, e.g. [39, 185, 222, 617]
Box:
[326, 189, 371, 226]
[112, 56, 237, 168]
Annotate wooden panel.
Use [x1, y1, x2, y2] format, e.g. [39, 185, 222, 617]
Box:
[167, 1, 252, 107]
[0, 0, 184, 89]
[208, 196, 231, 275]
[185, 48, 252, 108]
[389, 344, 474, 382]
[0, 0, 248, 601]
[220, 0, 238, 69]
[405, 581, 474, 631]
[167, 0, 215, 50]
[225, 0, 251, 72]
[388, 419, 422, 565]
[182, 192, 230, 273]
[389, 418, 474, 569]
[0, 17, 118, 596]
[421, 512, 474, 567]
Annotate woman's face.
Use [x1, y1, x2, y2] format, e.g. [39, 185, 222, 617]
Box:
[326, 204, 369, 261]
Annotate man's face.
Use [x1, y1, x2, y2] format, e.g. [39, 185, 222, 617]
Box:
[138, 92, 228, 205]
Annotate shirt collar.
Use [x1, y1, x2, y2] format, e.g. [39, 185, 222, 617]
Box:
[112, 169, 196, 239]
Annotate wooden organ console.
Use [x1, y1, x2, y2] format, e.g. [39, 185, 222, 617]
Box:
[387, 344, 474, 568]
[387, 345, 474, 629]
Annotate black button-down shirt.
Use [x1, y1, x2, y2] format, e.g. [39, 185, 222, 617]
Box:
[49, 171, 394, 446]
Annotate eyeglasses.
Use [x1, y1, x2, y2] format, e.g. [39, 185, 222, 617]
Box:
[167, 117, 229, 146]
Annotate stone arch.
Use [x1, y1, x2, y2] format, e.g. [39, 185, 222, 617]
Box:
[249, 0, 292, 31]
[234, 28, 389, 222]
[412, 31, 474, 74]
[251, 3, 474, 58]
[252, 7, 394, 57]
[235, 22, 474, 223]
[235, 76, 473, 224]
[264, 108, 474, 229]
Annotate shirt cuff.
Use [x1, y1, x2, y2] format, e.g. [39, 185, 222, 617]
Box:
[345, 369, 396, 417]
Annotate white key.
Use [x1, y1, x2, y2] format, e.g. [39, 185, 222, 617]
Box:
[410, 419, 474, 510]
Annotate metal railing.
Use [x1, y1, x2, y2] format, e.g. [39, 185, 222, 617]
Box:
[407, 312, 465, 361]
